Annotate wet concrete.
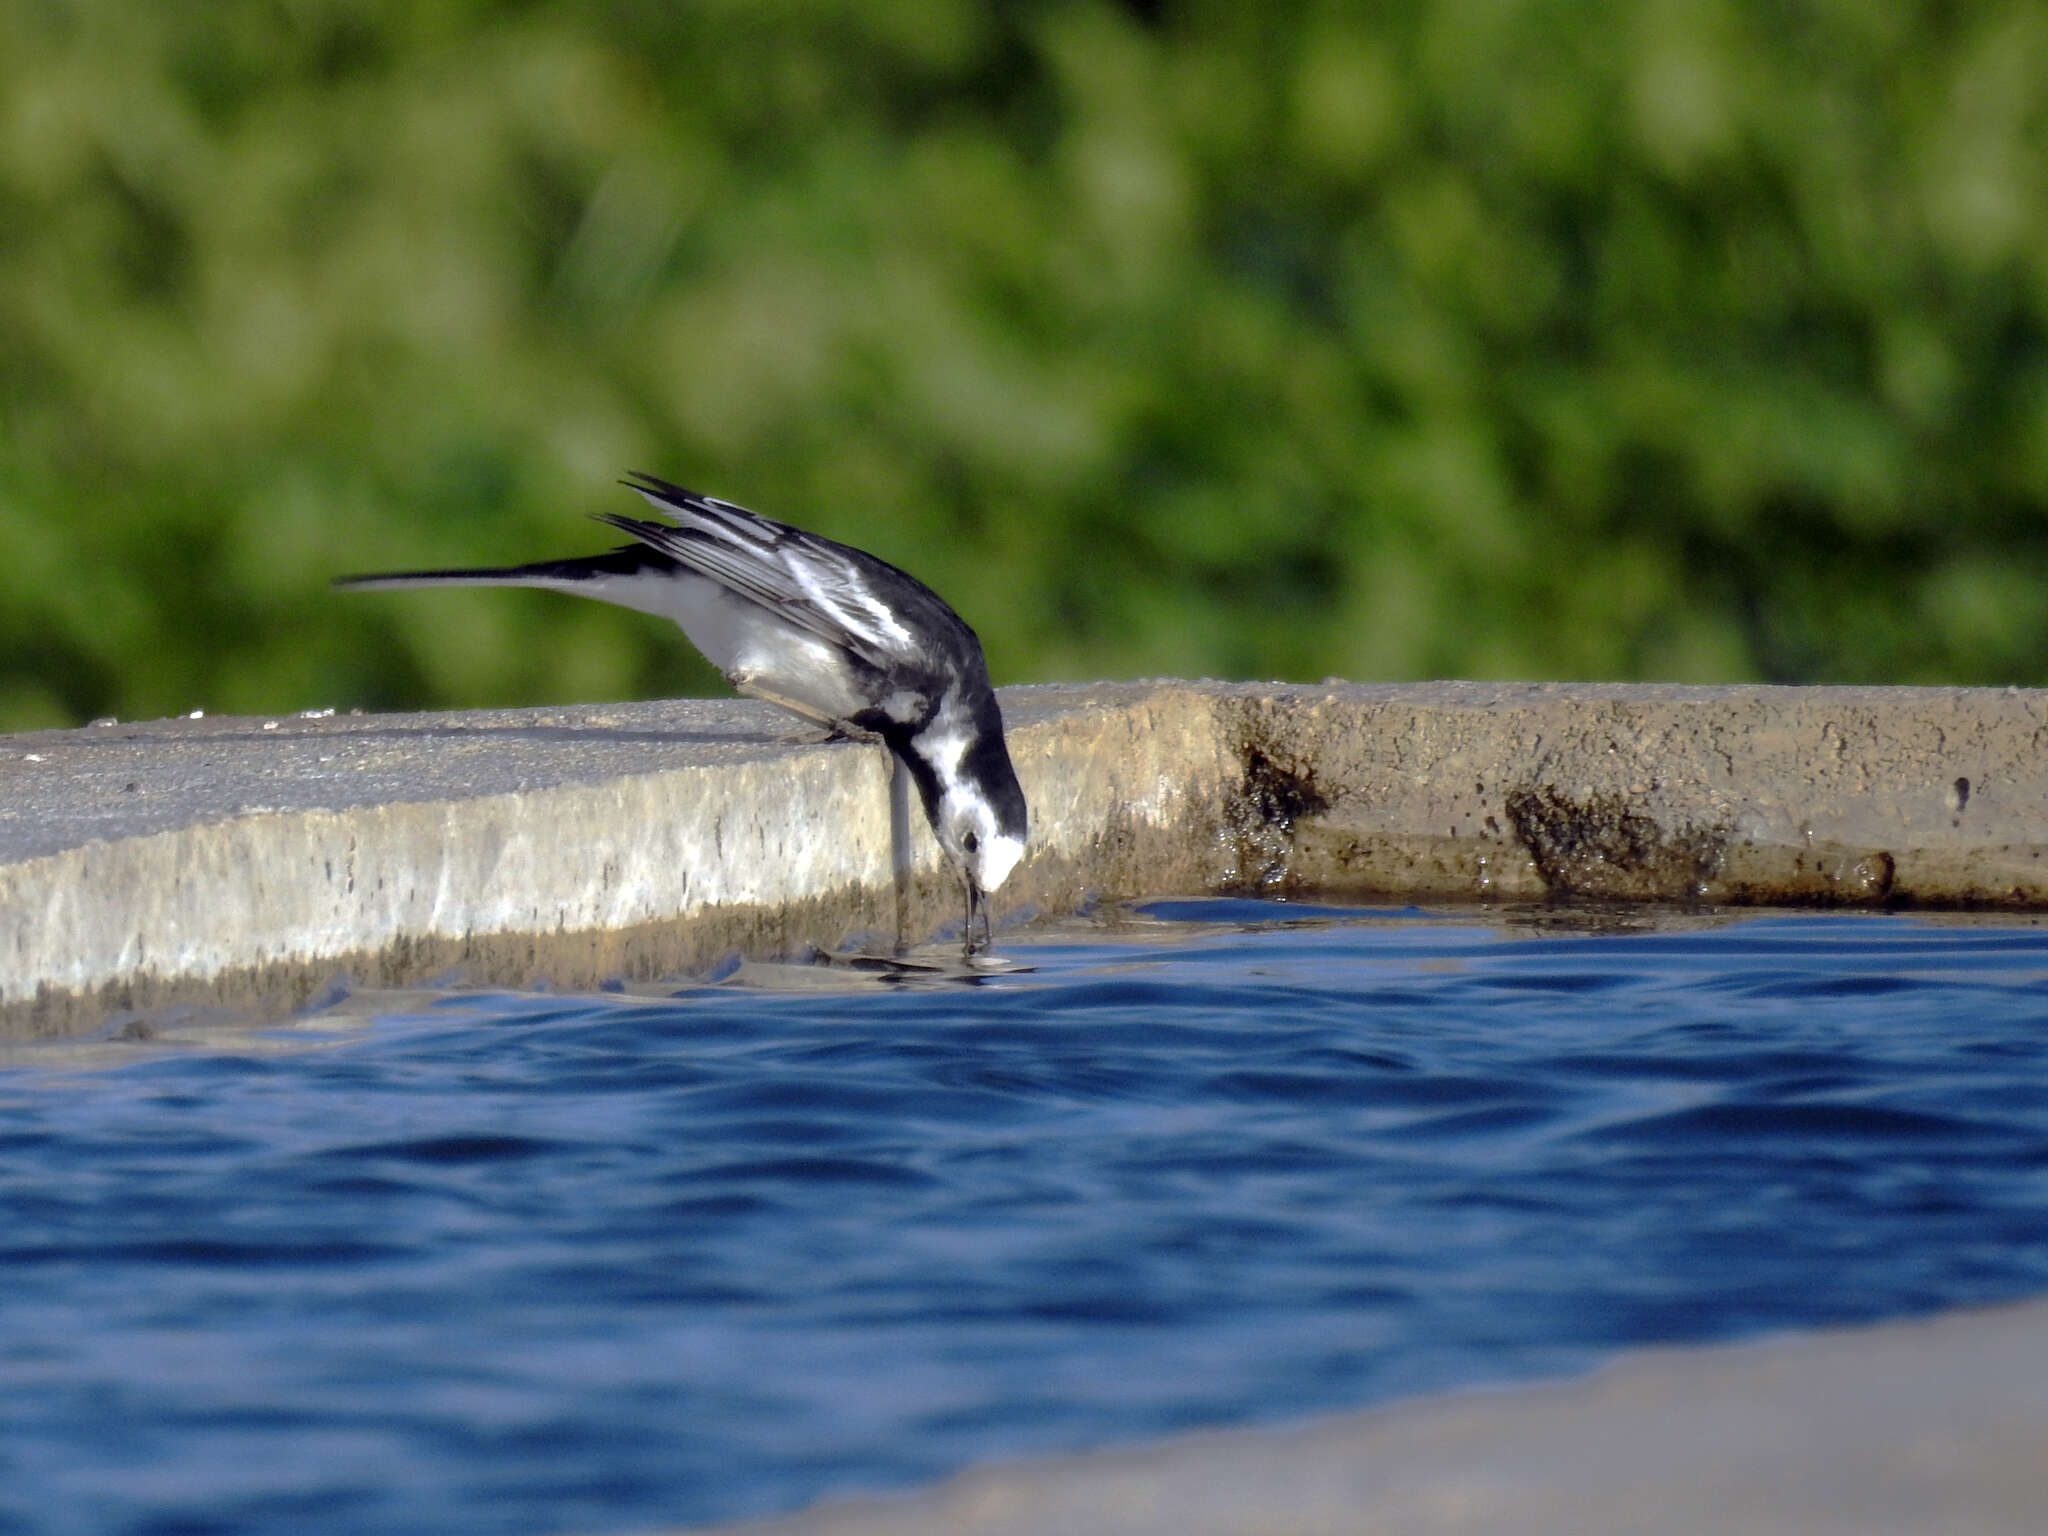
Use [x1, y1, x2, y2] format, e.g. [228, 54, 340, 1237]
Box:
[5, 680, 2047, 1037]
[684, 1297, 2048, 1536]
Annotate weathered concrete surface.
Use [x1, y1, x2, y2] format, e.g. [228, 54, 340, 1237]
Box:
[4, 680, 2047, 1036]
[684, 1296, 2048, 1536]
[0, 685, 1233, 1037]
[1235, 681, 2048, 905]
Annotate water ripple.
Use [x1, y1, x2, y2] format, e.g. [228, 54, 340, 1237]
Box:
[4, 905, 2048, 1535]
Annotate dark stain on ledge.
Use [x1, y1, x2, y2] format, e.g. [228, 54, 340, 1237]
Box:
[1505, 785, 1728, 901]
[1225, 740, 1332, 891]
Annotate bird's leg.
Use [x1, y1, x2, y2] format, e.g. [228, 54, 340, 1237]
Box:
[727, 675, 875, 744]
[889, 751, 913, 956]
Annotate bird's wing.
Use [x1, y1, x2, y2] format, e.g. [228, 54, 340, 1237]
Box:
[608, 474, 926, 669]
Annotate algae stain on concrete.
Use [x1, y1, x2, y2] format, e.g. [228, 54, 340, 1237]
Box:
[1221, 737, 1331, 893]
[1503, 786, 1730, 902]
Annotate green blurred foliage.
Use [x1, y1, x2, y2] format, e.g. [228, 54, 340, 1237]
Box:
[3, 0, 2047, 730]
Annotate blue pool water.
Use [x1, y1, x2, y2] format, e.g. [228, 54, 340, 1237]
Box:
[5, 901, 2048, 1535]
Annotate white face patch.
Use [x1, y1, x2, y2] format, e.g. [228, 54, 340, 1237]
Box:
[935, 787, 1025, 894]
[975, 830, 1025, 893]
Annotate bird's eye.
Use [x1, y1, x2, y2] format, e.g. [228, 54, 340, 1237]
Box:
[962, 831, 980, 854]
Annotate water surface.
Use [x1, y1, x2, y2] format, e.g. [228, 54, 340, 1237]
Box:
[4, 902, 2048, 1535]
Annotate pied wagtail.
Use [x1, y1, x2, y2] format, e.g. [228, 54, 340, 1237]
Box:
[337, 473, 1028, 954]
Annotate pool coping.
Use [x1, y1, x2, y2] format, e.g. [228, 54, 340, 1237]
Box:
[5, 678, 2048, 1037]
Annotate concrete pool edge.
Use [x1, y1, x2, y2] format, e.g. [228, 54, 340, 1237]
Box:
[0, 684, 1238, 1038]
[677, 1295, 2048, 1536]
[5, 679, 2048, 1037]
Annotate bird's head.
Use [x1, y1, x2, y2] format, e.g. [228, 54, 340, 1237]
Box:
[906, 696, 1029, 954]
[914, 697, 1029, 896]
[935, 791, 1027, 897]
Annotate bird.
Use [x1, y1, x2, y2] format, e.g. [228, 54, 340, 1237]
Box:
[336, 473, 1028, 955]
